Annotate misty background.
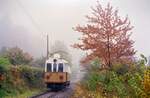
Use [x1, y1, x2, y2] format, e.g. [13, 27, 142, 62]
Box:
[0, 0, 150, 67]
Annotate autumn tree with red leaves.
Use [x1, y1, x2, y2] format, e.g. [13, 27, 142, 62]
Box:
[73, 2, 136, 68]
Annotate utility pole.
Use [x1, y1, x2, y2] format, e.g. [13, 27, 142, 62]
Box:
[47, 34, 49, 59]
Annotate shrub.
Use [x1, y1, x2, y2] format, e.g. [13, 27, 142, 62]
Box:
[0, 65, 45, 97]
[86, 72, 100, 91]
[0, 57, 11, 66]
[112, 63, 129, 75]
[84, 70, 128, 97]
[127, 72, 144, 98]
[102, 71, 127, 97]
[0, 67, 17, 97]
[75, 54, 150, 98]
[90, 58, 101, 70]
[72, 83, 104, 98]
[19, 66, 45, 88]
[0, 57, 11, 74]
[143, 68, 150, 97]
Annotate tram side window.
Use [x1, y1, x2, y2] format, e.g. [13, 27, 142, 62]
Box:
[53, 63, 57, 72]
[47, 63, 52, 72]
[58, 63, 63, 72]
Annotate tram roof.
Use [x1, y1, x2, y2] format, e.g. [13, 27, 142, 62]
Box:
[46, 57, 68, 64]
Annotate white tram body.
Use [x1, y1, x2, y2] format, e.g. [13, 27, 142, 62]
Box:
[44, 53, 71, 90]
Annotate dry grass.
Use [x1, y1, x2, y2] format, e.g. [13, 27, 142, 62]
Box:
[71, 83, 119, 98]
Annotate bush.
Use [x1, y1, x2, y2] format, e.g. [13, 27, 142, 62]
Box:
[72, 83, 104, 98]
[0, 66, 16, 97]
[19, 66, 45, 88]
[84, 70, 127, 97]
[0, 57, 11, 74]
[143, 68, 150, 97]
[112, 63, 129, 75]
[86, 72, 100, 91]
[105, 71, 127, 97]
[0, 65, 45, 97]
[0, 57, 11, 66]
[82, 58, 149, 98]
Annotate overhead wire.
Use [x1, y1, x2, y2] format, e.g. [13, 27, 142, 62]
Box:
[14, 0, 51, 57]
[14, 0, 46, 37]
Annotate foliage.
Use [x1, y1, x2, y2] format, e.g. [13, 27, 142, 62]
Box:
[90, 58, 101, 70]
[0, 66, 17, 97]
[73, 54, 150, 98]
[0, 46, 44, 97]
[0, 65, 44, 97]
[112, 63, 129, 75]
[71, 1, 147, 98]
[73, 1, 135, 68]
[19, 66, 45, 88]
[86, 72, 100, 91]
[0, 57, 11, 66]
[85, 70, 127, 97]
[5, 47, 33, 65]
[125, 72, 143, 97]
[0, 57, 11, 74]
[105, 71, 127, 97]
[71, 83, 105, 98]
[140, 54, 148, 64]
[143, 68, 150, 97]
[5, 89, 41, 98]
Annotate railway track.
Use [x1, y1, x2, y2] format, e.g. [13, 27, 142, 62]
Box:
[29, 85, 74, 98]
[29, 90, 55, 98]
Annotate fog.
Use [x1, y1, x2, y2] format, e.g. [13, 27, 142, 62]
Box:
[0, 0, 150, 67]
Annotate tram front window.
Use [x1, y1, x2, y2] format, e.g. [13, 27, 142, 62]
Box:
[58, 63, 63, 72]
[53, 63, 57, 72]
[47, 63, 52, 72]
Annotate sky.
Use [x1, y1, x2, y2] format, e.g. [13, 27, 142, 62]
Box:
[0, 0, 150, 66]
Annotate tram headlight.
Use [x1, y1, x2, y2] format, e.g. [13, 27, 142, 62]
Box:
[46, 75, 50, 80]
[59, 75, 64, 80]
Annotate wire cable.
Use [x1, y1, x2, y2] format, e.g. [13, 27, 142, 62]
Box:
[14, 0, 46, 37]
